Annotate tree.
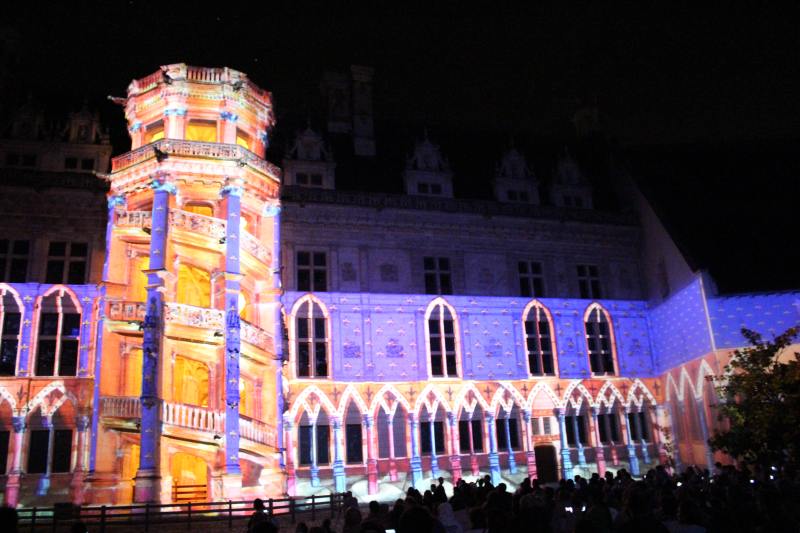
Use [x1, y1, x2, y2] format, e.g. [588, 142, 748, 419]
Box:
[709, 326, 800, 472]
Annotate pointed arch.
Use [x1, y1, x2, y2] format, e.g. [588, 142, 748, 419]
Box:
[336, 384, 369, 418]
[626, 378, 657, 409]
[563, 380, 595, 410]
[0, 386, 17, 412]
[289, 294, 331, 380]
[695, 359, 716, 401]
[369, 383, 412, 418]
[595, 380, 626, 409]
[452, 382, 491, 418]
[414, 383, 451, 417]
[424, 297, 462, 378]
[583, 302, 618, 376]
[525, 382, 561, 411]
[287, 384, 336, 422]
[34, 286, 83, 377]
[0, 284, 24, 377]
[25, 381, 77, 417]
[490, 383, 525, 416]
[521, 299, 558, 376]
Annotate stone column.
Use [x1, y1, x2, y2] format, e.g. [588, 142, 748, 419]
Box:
[15, 289, 36, 376]
[409, 414, 423, 487]
[428, 417, 439, 478]
[387, 416, 398, 481]
[503, 414, 517, 474]
[447, 412, 462, 482]
[4, 416, 26, 507]
[331, 417, 346, 493]
[623, 407, 640, 476]
[220, 179, 244, 499]
[310, 419, 320, 487]
[467, 414, 479, 476]
[364, 414, 378, 494]
[522, 411, 537, 479]
[665, 401, 683, 472]
[70, 415, 91, 504]
[557, 410, 573, 480]
[695, 397, 715, 472]
[590, 408, 606, 477]
[572, 414, 587, 466]
[36, 416, 55, 496]
[284, 419, 296, 496]
[486, 413, 501, 485]
[604, 410, 620, 466]
[635, 408, 651, 464]
[134, 177, 174, 503]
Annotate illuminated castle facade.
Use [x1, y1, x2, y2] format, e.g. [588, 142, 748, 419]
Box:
[0, 64, 797, 507]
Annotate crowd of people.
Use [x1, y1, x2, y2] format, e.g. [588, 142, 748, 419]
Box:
[248, 463, 799, 533]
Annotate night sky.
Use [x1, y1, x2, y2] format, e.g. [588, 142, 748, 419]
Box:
[1, 3, 797, 293]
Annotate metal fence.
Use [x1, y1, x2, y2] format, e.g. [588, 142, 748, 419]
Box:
[15, 493, 345, 532]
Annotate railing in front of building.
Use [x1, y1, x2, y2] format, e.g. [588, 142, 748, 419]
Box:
[16, 493, 345, 532]
[106, 300, 147, 322]
[110, 139, 280, 179]
[240, 319, 274, 352]
[164, 302, 225, 330]
[169, 208, 227, 240]
[115, 209, 152, 231]
[100, 397, 277, 447]
[241, 229, 272, 264]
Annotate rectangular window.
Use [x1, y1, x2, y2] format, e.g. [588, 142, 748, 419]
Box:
[577, 264, 601, 299]
[80, 158, 95, 171]
[185, 120, 217, 142]
[457, 419, 484, 452]
[598, 413, 620, 444]
[417, 183, 429, 194]
[296, 251, 327, 292]
[638, 412, 649, 441]
[0, 310, 20, 375]
[310, 174, 323, 187]
[35, 312, 80, 377]
[27, 430, 50, 473]
[430, 184, 442, 195]
[144, 121, 164, 144]
[531, 417, 540, 436]
[0, 239, 30, 282]
[46, 242, 88, 284]
[495, 418, 520, 451]
[423, 256, 452, 295]
[565, 415, 588, 446]
[298, 424, 330, 466]
[518, 261, 544, 297]
[0, 430, 8, 474]
[64, 157, 78, 170]
[419, 421, 445, 455]
[52, 429, 72, 473]
[345, 424, 363, 463]
[542, 416, 552, 435]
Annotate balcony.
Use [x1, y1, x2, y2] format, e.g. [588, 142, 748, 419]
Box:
[164, 303, 225, 330]
[100, 396, 276, 447]
[106, 300, 146, 322]
[241, 230, 272, 265]
[240, 320, 274, 353]
[110, 139, 280, 179]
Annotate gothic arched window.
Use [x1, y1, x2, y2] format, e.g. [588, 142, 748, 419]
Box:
[584, 304, 616, 375]
[523, 301, 556, 376]
[295, 298, 329, 378]
[426, 299, 459, 378]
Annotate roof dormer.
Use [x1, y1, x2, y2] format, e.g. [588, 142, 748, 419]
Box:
[493, 146, 540, 204]
[403, 131, 453, 197]
[282, 125, 336, 189]
[550, 148, 593, 209]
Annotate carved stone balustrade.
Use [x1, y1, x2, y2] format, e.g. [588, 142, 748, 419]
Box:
[111, 139, 280, 178]
[169, 209, 227, 241]
[240, 415, 277, 447]
[240, 320, 275, 353]
[164, 303, 224, 330]
[101, 396, 141, 419]
[106, 300, 147, 322]
[241, 230, 272, 265]
[115, 210, 152, 231]
[162, 401, 224, 433]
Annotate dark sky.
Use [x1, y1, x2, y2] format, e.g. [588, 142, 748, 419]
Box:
[2, 2, 798, 293]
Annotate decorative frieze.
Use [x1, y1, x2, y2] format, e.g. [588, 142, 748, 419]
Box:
[169, 208, 227, 240]
[164, 303, 224, 330]
[241, 320, 274, 353]
[106, 300, 147, 322]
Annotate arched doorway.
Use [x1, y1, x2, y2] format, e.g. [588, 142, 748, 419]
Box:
[534, 445, 558, 483]
[170, 452, 208, 502]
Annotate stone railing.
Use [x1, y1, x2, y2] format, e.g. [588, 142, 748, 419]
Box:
[241, 230, 272, 264]
[111, 139, 280, 178]
[101, 396, 141, 419]
[162, 401, 224, 433]
[187, 65, 225, 83]
[169, 209, 227, 241]
[164, 303, 224, 330]
[240, 320, 274, 353]
[115, 210, 152, 231]
[240, 415, 277, 447]
[106, 300, 147, 322]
